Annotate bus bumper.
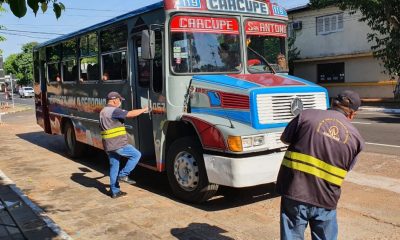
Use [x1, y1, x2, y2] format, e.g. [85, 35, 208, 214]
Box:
[203, 151, 285, 188]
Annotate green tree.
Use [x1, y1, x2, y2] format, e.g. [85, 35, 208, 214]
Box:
[310, 0, 400, 76]
[288, 34, 300, 75]
[0, 5, 6, 55]
[0, 0, 64, 18]
[4, 42, 38, 86]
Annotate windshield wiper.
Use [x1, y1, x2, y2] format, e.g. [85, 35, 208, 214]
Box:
[247, 46, 276, 74]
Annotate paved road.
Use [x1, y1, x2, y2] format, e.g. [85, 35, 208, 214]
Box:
[353, 110, 400, 155]
[0, 93, 35, 106]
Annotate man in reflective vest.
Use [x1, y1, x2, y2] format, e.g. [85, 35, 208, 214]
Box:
[276, 90, 365, 239]
[100, 91, 148, 199]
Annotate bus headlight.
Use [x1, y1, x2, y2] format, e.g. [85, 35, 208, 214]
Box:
[242, 137, 252, 148]
[253, 136, 265, 146]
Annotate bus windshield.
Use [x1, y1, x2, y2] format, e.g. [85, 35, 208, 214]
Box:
[170, 16, 241, 74]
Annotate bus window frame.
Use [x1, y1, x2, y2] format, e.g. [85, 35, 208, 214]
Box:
[168, 13, 243, 76]
[79, 32, 100, 84]
[99, 24, 129, 84]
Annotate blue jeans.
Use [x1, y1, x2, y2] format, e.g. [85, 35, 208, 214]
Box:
[107, 145, 141, 195]
[280, 197, 338, 240]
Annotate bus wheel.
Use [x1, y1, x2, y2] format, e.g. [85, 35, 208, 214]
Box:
[64, 121, 86, 158]
[166, 137, 218, 203]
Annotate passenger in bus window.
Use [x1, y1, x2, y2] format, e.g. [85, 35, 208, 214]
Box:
[102, 72, 109, 81]
[56, 75, 61, 82]
[99, 91, 149, 199]
[276, 53, 288, 72]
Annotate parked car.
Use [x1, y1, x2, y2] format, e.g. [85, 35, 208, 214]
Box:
[19, 87, 34, 98]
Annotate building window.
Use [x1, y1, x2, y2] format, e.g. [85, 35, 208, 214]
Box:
[317, 62, 345, 83]
[316, 13, 343, 35]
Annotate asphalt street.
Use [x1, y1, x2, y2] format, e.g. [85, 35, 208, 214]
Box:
[353, 110, 400, 156]
[0, 93, 35, 106]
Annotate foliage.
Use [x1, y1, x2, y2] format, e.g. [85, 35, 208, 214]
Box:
[0, 0, 64, 18]
[4, 42, 38, 86]
[288, 34, 300, 75]
[310, 0, 400, 76]
[0, 5, 5, 55]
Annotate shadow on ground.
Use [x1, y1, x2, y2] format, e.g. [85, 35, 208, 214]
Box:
[17, 131, 279, 210]
[171, 222, 234, 240]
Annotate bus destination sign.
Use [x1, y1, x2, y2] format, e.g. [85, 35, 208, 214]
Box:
[171, 16, 239, 34]
[206, 0, 269, 15]
[246, 20, 287, 37]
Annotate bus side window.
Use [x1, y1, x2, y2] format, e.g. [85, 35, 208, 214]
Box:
[153, 31, 163, 93]
[100, 25, 127, 81]
[46, 44, 61, 83]
[80, 33, 99, 82]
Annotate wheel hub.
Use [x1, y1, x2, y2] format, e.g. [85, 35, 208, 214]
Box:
[173, 151, 199, 191]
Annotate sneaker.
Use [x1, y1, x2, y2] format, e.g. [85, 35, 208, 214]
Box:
[111, 191, 127, 199]
[118, 176, 136, 185]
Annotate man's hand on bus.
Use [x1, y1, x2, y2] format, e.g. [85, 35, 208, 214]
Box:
[126, 107, 149, 118]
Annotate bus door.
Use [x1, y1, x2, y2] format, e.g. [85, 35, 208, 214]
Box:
[132, 33, 157, 167]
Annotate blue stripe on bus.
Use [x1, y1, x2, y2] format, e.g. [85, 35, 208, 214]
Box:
[193, 75, 260, 90]
[191, 107, 251, 124]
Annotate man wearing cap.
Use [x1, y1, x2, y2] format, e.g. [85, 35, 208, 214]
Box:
[100, 91, 148, 199]
[276, 90, 365, 239]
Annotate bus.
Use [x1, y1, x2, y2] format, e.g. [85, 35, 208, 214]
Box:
[33, 0, 329, 203]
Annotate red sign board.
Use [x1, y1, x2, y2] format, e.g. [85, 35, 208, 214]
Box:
[245, 20, 287, 37]
[171, 16, 239, 34]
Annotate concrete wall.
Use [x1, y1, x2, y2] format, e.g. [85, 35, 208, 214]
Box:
[289, 6, 394, 99]
[290, 6, 372, 59]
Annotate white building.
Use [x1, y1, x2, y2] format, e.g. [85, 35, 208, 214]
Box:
[287, 4, 396, 99]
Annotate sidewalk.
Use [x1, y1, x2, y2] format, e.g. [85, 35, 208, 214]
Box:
[0, 171, 70, 240]
[360, 99, 400, 114]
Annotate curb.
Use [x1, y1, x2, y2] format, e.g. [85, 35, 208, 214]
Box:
[360, 107, 400, 114]
[0, 170, 73, 240]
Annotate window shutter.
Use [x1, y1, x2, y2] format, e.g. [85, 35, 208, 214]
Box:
[317, 17, 323, 34]
[338, 13, 344, 29]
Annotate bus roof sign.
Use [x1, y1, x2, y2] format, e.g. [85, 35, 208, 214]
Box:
[164, 0, 288, 19]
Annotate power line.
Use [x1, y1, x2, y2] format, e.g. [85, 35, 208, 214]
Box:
[0, 31, 52, 39]
[0, 29, 64, 35]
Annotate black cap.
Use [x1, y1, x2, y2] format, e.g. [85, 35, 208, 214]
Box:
[336, 90, 361, 111]
[106, 91, 125, 101]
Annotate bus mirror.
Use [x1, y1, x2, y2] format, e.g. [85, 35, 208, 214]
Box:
[141, 29, 155, 60]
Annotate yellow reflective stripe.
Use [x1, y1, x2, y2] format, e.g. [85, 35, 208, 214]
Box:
[101, 130, 127, 139]
[101, 126, 126, 135]
[285, 151, 347, 178]
[282, 158, 344, 186]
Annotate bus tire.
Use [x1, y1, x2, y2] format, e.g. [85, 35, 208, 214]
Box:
[166, 137, 218, 203]
[64, 121, 86, 158]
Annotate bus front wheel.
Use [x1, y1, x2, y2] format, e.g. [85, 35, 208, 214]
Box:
[64, 121, 86, 158]
[166, 137, 218, 203]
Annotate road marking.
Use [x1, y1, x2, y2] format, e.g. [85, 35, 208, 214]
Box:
[352, 122, 372, 125]
[346, 171, 400, 194]
[365, 142, 400, 148]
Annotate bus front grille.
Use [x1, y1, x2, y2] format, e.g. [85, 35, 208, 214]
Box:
[256, 92, 327, 124]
